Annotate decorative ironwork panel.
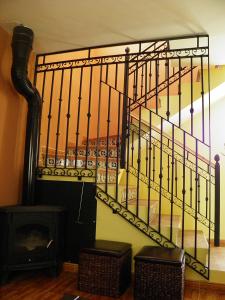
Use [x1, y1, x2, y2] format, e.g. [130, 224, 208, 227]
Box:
[37, 167, 96, 179]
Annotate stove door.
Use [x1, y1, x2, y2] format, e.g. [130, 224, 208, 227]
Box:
[8, 213, 55, 266]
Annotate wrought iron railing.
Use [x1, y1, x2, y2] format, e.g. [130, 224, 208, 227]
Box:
[35, 35, 219, 280]
[129, 115, 215, 231]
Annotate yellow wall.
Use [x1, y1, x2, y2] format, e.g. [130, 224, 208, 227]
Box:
[96, 199, 157, 270]
[0, 26, 35, 205]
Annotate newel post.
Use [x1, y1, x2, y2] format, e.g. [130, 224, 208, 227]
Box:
[214, 154, 220, 246]
[120, 47, 130, 168]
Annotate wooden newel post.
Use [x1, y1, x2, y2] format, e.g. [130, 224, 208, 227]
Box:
[120, 47, 130, 168]
[214, 154, 220, 247]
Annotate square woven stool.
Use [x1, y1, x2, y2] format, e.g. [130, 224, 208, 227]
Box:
[78, 240, 132, 297]
[134, 246, 185, 300]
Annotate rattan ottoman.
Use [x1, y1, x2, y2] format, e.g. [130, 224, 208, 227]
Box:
[134, 246, 185, 300]
[78, 240, 132, 297]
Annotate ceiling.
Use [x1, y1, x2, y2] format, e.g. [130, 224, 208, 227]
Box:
[1, 0, 225, 64]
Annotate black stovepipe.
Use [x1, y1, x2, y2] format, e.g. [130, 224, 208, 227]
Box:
[11, 26, 41, 205]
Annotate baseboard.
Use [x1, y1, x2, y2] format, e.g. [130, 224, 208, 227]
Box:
[63, 262, 78, 273]
[185, 280, 225, 291]
[210, 240, 225, 247]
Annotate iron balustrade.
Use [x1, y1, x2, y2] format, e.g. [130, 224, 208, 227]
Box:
[129, 118, 215, 231]
[35, 35, 219, 279]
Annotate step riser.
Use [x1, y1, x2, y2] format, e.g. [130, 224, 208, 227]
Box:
[43, 158, 118, 170]
[126, 202, 159, 223]
[82, 136, 119, 146]
[68, 149, 119, 158]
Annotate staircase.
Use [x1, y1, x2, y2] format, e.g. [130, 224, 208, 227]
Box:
[39, 127, 213, 278]
[35, 35, 221, 281]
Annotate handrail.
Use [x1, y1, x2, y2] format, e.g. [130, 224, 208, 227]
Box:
[130, 121, 214, 182]
[128, 41, 168, 75]
[130, 66, 197, 109]
[130, 113, 214, 168]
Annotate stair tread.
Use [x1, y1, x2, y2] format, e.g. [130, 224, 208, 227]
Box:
[150, 214, 181, 228]
[177, 230, 208, 249]
[126, 199, 158, 207]
[210, 247, 225, 271]
[82, 134, 119, 141]
[68, 143, 118, 148]
[44, 152, 118, 160]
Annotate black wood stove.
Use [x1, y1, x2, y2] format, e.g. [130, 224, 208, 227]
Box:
[0, 205, 65, 283]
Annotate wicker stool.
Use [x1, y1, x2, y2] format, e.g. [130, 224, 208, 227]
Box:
[78, 240, 132, 297]
[134, 246, 185, 300]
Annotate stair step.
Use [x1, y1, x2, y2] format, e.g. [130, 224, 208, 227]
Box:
[41, 155, 119, 169]
[123, 199, 159, 223]
[125, 199, 158, 207]
[177, 229, 208, 265]
[206, 246, 225, 284]
[82, 135, 119, 146]
[68, 144, 118, 150]
[120, 185, 137, 202]
[209, 247, 225, 271]
[43, 149, 118, 160]
[149, 214, 181, 244]
[67, 146, 118, 158]
[177, 230, 208, 249]
[97, 169, 117, 183]
[150, 214, 181, 229]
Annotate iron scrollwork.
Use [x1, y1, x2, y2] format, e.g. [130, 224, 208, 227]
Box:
[36, 167, 96, 179]
[37, 54, 126, 72]
[36, 47, 208, 73]
[185, 253, 209, 279]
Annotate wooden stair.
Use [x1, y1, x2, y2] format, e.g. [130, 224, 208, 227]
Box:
[177, 230, 209, 265]
[150, 214, 181, 243]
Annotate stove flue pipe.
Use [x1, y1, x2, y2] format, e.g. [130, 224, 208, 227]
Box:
[11, 26, 41, 205]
